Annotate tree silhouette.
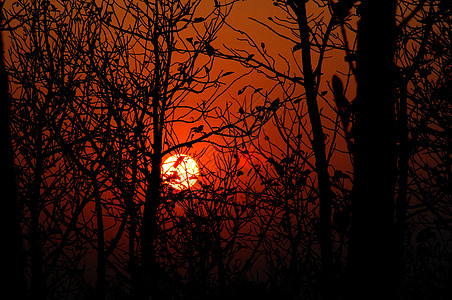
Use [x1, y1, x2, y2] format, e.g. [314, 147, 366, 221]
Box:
[0, 3, 26, 299]
[349, 1, 398, 299]
[219, 1, 354, 298]
[394, 1, 452, 297]
[5, 0, 260, 298]
[3, 0, 451, 299]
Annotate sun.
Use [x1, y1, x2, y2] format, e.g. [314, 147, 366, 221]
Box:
[161, 154, 199, 190]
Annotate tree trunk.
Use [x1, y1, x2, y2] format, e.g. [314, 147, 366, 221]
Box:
[396, 79, 408, 292]
[1, 11, 26, 300]
[30, 120, 46, 300]
[289, 1, 333, 299]
[140, 12, 164, 297]
[350, 1, 397, 299]
[141, 153, 163, 300]
[94, 179, 106, 300]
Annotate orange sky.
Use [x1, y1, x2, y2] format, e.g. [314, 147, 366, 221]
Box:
[3, 0, 356, 180]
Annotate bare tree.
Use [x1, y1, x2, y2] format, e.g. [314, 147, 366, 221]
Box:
[394, 1, 452, 297]
[5, 1, 97, 298]
[4, 0, 451, 299]
[217, 0, 357, 297]
[6, 0, 263, 298]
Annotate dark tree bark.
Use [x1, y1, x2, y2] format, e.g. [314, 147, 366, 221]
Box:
[288, 1, 333, 299]
[0, 9, 26, 300]
[94, 179, 106, 300]
[350, 1, 398, 300]
[29, 123, 46, 300]
[140, 13, 165, 299]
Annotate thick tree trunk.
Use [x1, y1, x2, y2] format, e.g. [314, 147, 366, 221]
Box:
[1, 12, 26, 300]
[350, 1, 398, 299]
[289, 2, 333, 299]
[94, 179, 106, 300]
[396, 79, 408, 291]
[30, 122, 46, 300]
[140, 16, 164, 298]
[141, 153, 163, 300]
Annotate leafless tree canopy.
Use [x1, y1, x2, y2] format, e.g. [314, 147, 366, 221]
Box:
[2, 0, 451, 299]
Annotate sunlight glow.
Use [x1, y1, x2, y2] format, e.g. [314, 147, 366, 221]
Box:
[161, 154, 199, 190]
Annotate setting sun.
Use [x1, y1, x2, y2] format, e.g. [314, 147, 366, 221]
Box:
[161, 154, 199, 190]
